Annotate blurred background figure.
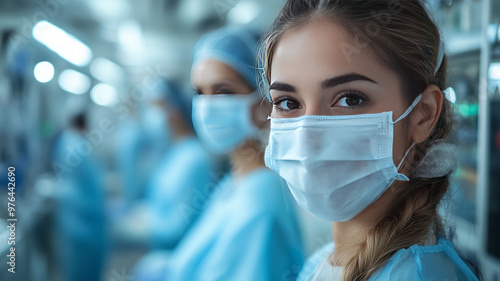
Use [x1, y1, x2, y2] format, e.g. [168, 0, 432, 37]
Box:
[112, 78, 223, 250]
[0, 1, 499, 281]
[113, 101, 148, 209]
[52, 109, 107, 281]
[143, 79, 224, 249]
[131, 25, 304, 281]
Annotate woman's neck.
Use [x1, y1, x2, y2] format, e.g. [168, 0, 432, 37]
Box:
[229, 139, 265, 177]
[329, 187, 397, 266]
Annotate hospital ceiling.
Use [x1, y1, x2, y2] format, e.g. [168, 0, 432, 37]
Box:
[0, 0, 286, 81]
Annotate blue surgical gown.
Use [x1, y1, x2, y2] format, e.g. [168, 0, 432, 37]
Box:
[53, 130, 107, 281]
[169, 167, 304, 280]
[298, 237, 479, 281]
[134, 167, 304, 281]
[145, 136, 219, 249]
[115, 119, 146, 206]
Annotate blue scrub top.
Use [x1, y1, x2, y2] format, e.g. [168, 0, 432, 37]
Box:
[115, 119, 147, 205]
[53, 130, 107, 281]
[53, 130, 106, 238]
[298, 237, 479, 281]
[164, 167, 304, 281]
[145, 136, 219, 249]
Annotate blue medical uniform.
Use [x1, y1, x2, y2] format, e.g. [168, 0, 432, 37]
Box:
[145, 136, 219, 249]
[115, 119, 145, 206]
[163, 167, 304, 281]
[133, 168, 304, 281]
[298, 237, 479, 281]
[53, 130, 107, 281]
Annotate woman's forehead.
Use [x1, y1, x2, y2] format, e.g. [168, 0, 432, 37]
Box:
[270, 19, 399, 91]
[192, 59, 242, 86]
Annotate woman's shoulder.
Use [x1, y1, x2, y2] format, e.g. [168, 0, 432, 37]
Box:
[228, 167, 299, 222]
[371, 237, 479, 281]
[240, 167, 284, 187]
[172, 137, 213, 163]
[297, 242, 335, 281]
[236, 167, 288, 200]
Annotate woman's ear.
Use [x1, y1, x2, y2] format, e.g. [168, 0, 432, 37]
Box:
[251, 98, 272, 130]
[410, 85, 443, 143]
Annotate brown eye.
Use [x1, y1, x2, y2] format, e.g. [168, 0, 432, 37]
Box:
[218, 89, 236, 95]
[277, 99, 300, 110]
[335, 92, 366, 107]
[339, 96, 362, 107]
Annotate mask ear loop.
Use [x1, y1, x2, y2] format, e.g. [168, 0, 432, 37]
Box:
[393, 142, 415, 181]
[392, 94, 420, 180]
[393, 94, 422, 124]
[394, 37, 445, 178]
[397, 142, 416, 172]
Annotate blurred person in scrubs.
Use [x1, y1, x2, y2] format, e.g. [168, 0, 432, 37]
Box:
[53, 111, 107, 281]
[145, 79, 223, 249]
[261, 0, 481, 280]
[114, 82, 175, 210]
[133, 26, 304, 281]
[114, 108, 145, 208]
[113, 79, 222, 249]
[112, 83, 174, 219]
[139, 84, 174, 184]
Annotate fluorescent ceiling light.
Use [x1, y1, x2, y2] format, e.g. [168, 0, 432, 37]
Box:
[87, 0, 130, 20]
[489, 62, 500, 80]
[90, 83, 118, 107]
[34, 61, 54, 83]
[228, 1, 260, 25]
[33, 21, 93, 67]
[90, 57, 124, 84]
[58, 69, 91, 95]
[118, 21, 142, 51]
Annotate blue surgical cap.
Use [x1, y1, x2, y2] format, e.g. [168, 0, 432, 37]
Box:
[152, 79, 192, 126]
[192, 26, 261, 90]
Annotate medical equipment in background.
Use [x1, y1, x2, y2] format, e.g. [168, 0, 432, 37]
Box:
[433, 0, 500, 279]
[477, 0, 500, 279]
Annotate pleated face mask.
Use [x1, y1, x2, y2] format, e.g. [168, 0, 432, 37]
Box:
[264, 95, 421, 222]
[192, 93, 260, 154]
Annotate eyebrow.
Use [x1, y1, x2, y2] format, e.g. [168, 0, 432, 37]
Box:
[269, 72, 376, 93]
[269, 82, 296, 92]
[322, 73, 376, 88]
[192, 82, 235, 95]
[212, 82, 234, 90]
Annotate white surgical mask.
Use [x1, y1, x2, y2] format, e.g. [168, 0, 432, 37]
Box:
[264, 95, 421, 222]
[192, 92, 260, 154]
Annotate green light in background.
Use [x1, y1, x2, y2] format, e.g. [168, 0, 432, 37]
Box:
[458, 103, 469, 116]
[40, 121, 54, 138]
[468, 103, 478, 116]
[456, 103, 479, 117]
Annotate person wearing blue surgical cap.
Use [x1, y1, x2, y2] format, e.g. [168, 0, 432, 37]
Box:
[114, 110, 147, 208]
[143, 79, 223, 249]
[114, 83, 174, 211]
[116, 78, 223, 248]
[133, 26, 304, 281]
[52, 112, 107, 281]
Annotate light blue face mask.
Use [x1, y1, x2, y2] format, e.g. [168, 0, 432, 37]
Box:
[192, 92, 260, 154]
[264, 95, 421, 222]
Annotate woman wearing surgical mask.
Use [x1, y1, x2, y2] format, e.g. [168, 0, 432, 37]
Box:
[263, 0, 480, 280]
[133, 26, 304, 281]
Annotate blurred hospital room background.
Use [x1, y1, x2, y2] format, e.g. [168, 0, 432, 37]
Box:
[0, 0, 500, 280]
